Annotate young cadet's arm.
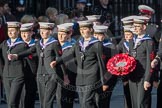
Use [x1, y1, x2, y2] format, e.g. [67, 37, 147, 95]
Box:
[96, 42, 110, 85]
[17, 45, 36, 59]
[53, 43, 67, 75]
[56, 44, 75, 65]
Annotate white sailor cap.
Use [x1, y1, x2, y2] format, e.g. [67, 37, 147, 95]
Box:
[39, 22, 55, 29]
[7, 21, 21, 28]
[93, 25, 108, 33]
[123, 25, 133, 32]
[129, 15, 149, 24]
[121, 16, 135, 22]
[133, 18, 146, 24]
[122, 20, 133, 26]
[77, 20, 93, 27]
[20, 23, 33, 31]
[86, 15, 101, 22]
[135, 16, 149, 20]
[138, 5, 155, 15]
[57, 23, 73, 32]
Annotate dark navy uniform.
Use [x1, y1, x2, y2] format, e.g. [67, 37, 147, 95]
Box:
[57, 41, 77, 108]
[19, 39, 37, 108]
[57, 37, 108, 108]
[97, 39, 117, 108]
[18, 36, 61, 108]
[129, 35, 155, 108]
[0, 37, 28, 108]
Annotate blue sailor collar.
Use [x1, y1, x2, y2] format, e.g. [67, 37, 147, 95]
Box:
[28, 39, 36, 47]
[103, 39, 113, 46]
[133, 34, 151, 42]
[7, 37, 24, 48]
[79, 36, 99, 47]
[123, 41, 129, 51]
[62, 41, 73, 52]
[133, 34, 151, 49]
[40, 36, 57, 49]
[69, 38, 76, 45]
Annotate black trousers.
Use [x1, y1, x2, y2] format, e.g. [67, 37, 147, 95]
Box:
[96, 88, 113, 108]
[19, 74, 37, 108]
[77, 85, 102, 108]
[129, 79, 152, 108]
[95, 81, 117, 108]
[123, 82, 132, 108]
[37, 74, 58, 108]
[3, 76, 24, 108]
[56, 83, 76, 108]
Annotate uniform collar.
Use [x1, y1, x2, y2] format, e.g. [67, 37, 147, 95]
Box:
[62, 41, 73, 52]
[79, 36, 99, 47]
[7, 37, 24, 47]
[133, 34, 151, 41]
[103, 39, 112, 46]
[123, 41, 129, 51]
[68, 38, 76, 45]
[28, 39, 36, 47]
[40, 36, 57, 49]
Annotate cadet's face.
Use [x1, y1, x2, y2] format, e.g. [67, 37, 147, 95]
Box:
[58, 31, 68, 43]
[124, 31, 133, 41]
[80, 27, 92, 38]
[94, 33, 105, 41]
[40, 29, 51, 39]
[21, 31, 32, 42]
[8, 28, 19, 39]
[133, 23, 146, 35]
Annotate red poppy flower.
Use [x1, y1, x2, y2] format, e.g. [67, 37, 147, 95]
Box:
[106, 53, 136, 76]
[28, 54, 33, 59]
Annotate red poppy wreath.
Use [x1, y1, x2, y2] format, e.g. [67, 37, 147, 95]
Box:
[106, 53, 136, 76]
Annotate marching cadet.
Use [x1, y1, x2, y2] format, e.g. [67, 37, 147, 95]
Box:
[117, 24, 134, 108]
[93, 25, 117, 108]
[50, 20, 110, 108]
[138, 5, 159, 47]
[9, 22, 65, 108]
[56, 23, 77, 108]
[128, 18, 155, 108]
[19, 23, 37, 108]
[138, 5, 160, 105]
[0, 21, 28, 108]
